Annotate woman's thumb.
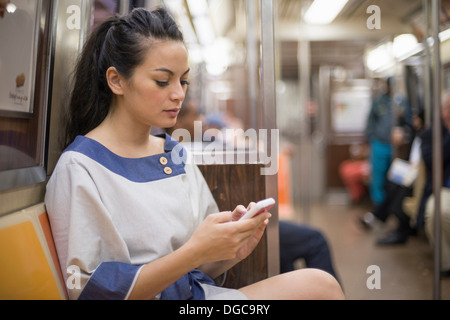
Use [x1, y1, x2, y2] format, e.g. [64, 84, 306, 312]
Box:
[231, 205, 247, 221]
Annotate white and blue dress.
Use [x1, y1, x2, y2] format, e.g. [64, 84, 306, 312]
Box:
[45, 134, 247, 300]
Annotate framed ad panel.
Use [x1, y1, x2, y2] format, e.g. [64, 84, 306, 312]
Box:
[0, 0, 53, 192]
[0, 0, 42, 117]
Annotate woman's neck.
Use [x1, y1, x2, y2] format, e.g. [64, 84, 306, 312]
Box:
[85, 116, 164, 158]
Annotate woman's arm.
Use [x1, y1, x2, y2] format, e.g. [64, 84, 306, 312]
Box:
[126, 239, 202, 300]
[129, 209, 270, 300]
[197, 204, 270, 280]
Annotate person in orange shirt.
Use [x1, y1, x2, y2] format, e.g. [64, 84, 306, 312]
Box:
[339, 143, 371, 204]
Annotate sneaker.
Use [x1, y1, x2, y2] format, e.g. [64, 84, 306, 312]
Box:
[376, 231, 408, 245]
[359, 212, 375, 229]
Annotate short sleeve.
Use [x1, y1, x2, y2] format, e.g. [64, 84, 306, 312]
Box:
[45, 154, 140, 300]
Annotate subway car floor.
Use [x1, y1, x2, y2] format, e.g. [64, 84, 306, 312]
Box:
[283, 190, 450, 300]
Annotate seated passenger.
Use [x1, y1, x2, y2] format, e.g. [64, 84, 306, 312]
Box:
[279, 220, 340, 283]
[425, 189, 450, 277]
[421, 92, 450, 276]
[339, 143, 370, 205]
[360, 111, 425, 245]
[45, 8, 344, 300]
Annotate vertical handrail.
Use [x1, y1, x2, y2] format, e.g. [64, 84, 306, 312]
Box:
[247, 0, 259, 130]
[298, 38, 311, 224]
[432, 0, 443, 301]
[78, 0, 92, 52]
[46, 0, 94, 174]
[120, 0, 131, 15]
[423, 0, 432, 128]
[260, 0, 280, 277]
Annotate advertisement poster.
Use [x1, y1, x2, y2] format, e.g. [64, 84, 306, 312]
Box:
[0, 0, 40, 116]
[331, 84, 372, 134]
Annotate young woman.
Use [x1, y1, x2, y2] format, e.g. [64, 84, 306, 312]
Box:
[45, 7, 344, 300]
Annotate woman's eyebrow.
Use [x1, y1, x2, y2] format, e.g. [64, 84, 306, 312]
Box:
[153, 68, 191, 76]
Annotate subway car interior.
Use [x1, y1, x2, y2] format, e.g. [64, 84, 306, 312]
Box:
[1, 0, 450, 300]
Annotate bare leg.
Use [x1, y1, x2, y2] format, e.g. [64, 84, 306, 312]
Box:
[238, 268, 345, 300]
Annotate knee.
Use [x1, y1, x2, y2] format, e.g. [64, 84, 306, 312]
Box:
[299, 268, 345, 300]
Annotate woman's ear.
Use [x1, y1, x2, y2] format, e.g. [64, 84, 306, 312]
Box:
[106, 67, 124, 95]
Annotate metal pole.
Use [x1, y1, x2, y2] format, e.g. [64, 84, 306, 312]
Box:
[120, 0, 130, 15]
[247, 0, 258, 130]
[47, 0, 94, 174]
[298, 40, 311, 223]
[79, 0, 93, 52]
[432, 0, 443, 301]
[423, 0, 432, 128]
[260, 0, 280, 277]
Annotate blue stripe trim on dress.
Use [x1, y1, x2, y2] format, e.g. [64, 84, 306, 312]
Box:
[78, 262, 141, 300]
[64, 133, 186, 183]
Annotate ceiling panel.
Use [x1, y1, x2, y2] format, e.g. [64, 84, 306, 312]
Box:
[275, 0, 423, 24]
[275, 0, 424, 80]
[208, 0, 428, 80]
[337, 0, 422, 23]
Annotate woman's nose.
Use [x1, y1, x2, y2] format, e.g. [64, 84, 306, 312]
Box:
[170, 82, 186, 102]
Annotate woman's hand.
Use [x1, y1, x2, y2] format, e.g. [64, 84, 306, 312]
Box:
[232, 202, 270, 261]
[186, 204, 271, 267]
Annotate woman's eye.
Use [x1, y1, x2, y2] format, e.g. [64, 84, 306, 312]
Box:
[156, 81, 169, 87]
[156, 80, 190, 87]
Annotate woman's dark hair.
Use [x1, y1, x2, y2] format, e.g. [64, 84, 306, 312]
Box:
[64, 7, 184, 148]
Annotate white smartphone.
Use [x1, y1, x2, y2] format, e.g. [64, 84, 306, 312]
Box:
[240, 198, 275, 220]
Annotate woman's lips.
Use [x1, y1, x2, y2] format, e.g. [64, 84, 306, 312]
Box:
[164, 108, 180, 117]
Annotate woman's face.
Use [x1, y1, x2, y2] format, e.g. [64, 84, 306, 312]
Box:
[118, 40, 190, 129]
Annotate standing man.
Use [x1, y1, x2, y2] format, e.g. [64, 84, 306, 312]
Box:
[364, 77, 411, 206]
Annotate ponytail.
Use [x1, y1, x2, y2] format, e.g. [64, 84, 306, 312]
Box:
[64, 7, 184, 148]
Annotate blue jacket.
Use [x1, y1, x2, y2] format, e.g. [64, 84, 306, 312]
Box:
[365, 93, 393, 144]
[365, 93, 411, 144]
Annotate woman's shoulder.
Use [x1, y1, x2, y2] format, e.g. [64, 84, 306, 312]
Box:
[53, 136, 107, 172]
